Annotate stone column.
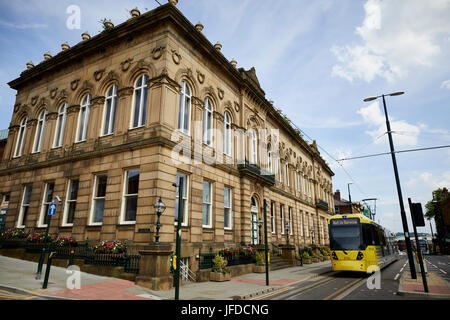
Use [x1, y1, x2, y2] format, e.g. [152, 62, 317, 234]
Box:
[135, 243, 174, 291]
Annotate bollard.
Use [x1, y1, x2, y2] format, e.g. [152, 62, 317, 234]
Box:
[68, 249, 75, 267]
[42, 243, 56, 289]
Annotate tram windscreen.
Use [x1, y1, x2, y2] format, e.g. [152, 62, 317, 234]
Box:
[329, 218, 363, 251]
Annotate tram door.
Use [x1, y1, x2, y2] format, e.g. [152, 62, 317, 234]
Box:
[251, 198, 259, 245]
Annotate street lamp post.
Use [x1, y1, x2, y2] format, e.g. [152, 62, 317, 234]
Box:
[347, 183, 353, 214]
[363, 91, 417, 279]
[153, 197, 166, 245]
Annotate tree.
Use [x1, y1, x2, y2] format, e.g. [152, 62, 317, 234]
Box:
[425, 188, 449, 240]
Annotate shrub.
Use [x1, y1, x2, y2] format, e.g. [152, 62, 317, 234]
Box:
[212, 254, 230, 274]
[302, 251, 310, 259]
[255, 251, 265, 266]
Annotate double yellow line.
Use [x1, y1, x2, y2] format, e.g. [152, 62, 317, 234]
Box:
[0, 289, 41, 300]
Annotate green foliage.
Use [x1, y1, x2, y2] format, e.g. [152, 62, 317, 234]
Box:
[301, 251, 310, 259]
[0, 228, 28, 240]
[425, 188, 449, 239]
[212, 254, 230, 274]
[255, 251, 265, 266]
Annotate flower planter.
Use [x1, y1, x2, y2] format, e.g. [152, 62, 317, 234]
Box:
[210, 271, 231, 282]
[311, 258, 319, 263]
[303, 259, 312, 264]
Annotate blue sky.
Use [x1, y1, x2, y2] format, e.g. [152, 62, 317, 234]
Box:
[0, 0, 449, 234]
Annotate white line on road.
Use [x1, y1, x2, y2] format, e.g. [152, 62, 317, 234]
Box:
[439, 269, 447, 275]
[394, 273, 400, 280]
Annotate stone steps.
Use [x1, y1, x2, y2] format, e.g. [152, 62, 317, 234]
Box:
[269, 256, 293, 271]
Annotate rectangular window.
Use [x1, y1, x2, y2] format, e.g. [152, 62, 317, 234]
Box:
[17, 187, 32, 228]
[121, 170, 139, 223]
[90, 175, 107, 225]
[271, 201, 275, 234]
[175, 173, 189, 226]
[280, 204, 285, 235]
[305, 213, 309, 237]
[299, 210, 303, 237]
[63, 179, 79, 226]
[202, 181, 212, 228]
[288, 207, 293, 235]
[39, 182, 55, 227]
[224, 187, 232, 230]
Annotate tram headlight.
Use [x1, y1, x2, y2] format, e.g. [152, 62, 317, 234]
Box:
[357, 252, 364, 260]
[332, 252, 338, 260]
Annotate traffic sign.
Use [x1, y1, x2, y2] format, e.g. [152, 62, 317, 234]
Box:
[48, 203, 57, 216]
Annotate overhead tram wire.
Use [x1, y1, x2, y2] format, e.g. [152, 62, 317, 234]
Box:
[337, 145, 450, 162]
[287, 119, 369, 198]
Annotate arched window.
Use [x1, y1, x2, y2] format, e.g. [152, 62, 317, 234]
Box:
[14, 116, 28, 158]
[223, 111, 232, 156]
[267, 144, 273, 173]
[178, 80, 191, 134]
[102, 84, 118, 136]
[76, 94, 91, 142]
[203, 97, 213, 145]
[131, 74, 149, 129]
[249, 129, 258, 164]
[33, 110, 47, 153]
[285, 158, 290, 187]
[53, 102, 67, 148]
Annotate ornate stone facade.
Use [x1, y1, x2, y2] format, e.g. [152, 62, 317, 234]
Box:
[0, 3, 334, 273]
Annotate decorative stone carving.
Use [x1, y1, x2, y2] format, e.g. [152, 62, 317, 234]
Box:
[148, 68, 181, 92]
[58, 89, 68, 101]
[213, 111, 224, 122]
[43, 52, 52, 60]
[214, 42, 222, 51]
[195, 22, 204, 32]
[117, 87, 134, 98]
[14, 103, 21, 113]
[234, 102, 241, 113]
[217, 88, 224, 100]
[50, 88, 58, 99]
[94, 69, 106, 81]
[168, 0, 178, 5]
[91, 96, 106, 106]
[70, 79, 80, 91]
[151, 47, 165, 60]
[81, 32, 91, 41]
[230, 59, 237, 68]
[67, 105, 81, 114]
[171, 50, 181, 65]
[31, 96, 39, 106]
[120, 58, 134, 72]
[192, 96, 204, 110]
[196, 70, 205, 84]
[61, 42, 70, 51]
[46, 112, 58, 121]
[26, 61, 34, 70]
[130, 8, 140, 17]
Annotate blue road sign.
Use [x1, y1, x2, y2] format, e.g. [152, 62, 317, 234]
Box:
[48, 203, 57, 216]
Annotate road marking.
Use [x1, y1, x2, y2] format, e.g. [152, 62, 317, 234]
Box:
[394, 273, 400, 280]
[251, 286, 295, 300]
[439, 269, 447, 275]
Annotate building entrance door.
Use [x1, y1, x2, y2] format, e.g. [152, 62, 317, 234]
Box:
[251, 197, 259, 245]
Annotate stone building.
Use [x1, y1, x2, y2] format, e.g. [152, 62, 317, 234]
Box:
[0, 2, 334, 273]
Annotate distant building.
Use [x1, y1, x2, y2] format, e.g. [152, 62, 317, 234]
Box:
[0, 129, 8, 162]
[333, 190, 364, 215]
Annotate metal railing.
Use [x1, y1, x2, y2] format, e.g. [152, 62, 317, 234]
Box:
[180, 259, 196, 282]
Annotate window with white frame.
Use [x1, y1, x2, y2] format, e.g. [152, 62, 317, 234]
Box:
[223, 111, 232, 156]
[102, 84, 118, 136]
[14, 116, 28, 158]
[288, 207, 293, 235]
[271, 201, 275, 234]
[224, 187, 232, 229]
[53, 102, 67, 148]
[277, 155, 282, 183]
[33, 110, 47, 153]
[90, 175, 107, 225]
[131, 74, 149, 129]
[296, 167, 300, 192]
[203, 97, 213, 146]
[202, 181, 212, 228]
[299, 210, 303, 237]
[63, 179, 79, 226]
[280, 204, 285, 235]
[17, 186, 32, 228]
[305, 213, 309, 237]
[175, 172, 189, 226]
[249, 129, 258, 164]
[39, 182, 55, 227]
[178, 80, 191, 135]
[303, 173, 307, 196]
[76, 94, 91, 142]
[285, 158, 290, 187]
[121, 170, 139, 224]
[267, 144, 273, 173]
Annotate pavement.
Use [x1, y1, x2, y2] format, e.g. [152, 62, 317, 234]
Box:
[0, 255, 332, 300]
[2, 254, 449, 300]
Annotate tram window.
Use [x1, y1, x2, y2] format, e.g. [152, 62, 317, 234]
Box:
[362, 223, 375, 246]
[372, 225, 381, 246]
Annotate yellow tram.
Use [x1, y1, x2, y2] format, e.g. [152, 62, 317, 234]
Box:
[328, 214, 398, 272]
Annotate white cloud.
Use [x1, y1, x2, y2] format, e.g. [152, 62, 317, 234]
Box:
[331, 0, 450, 82]
[357, 101, 420, 147]
[0, 19, 48, 29]
[406, 171, 450, 190]
[441, 79, 450, 89]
